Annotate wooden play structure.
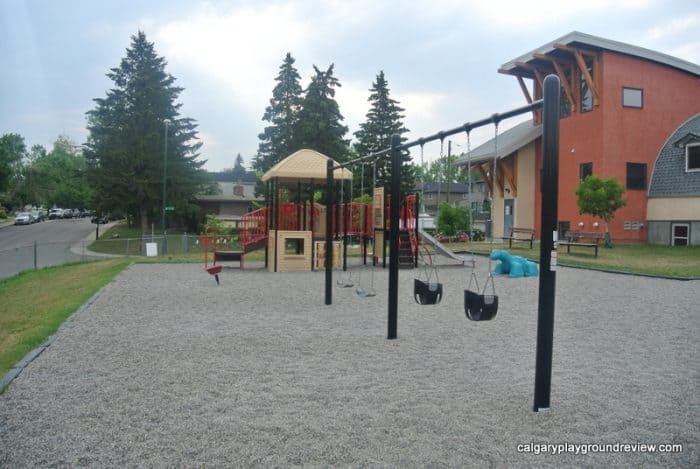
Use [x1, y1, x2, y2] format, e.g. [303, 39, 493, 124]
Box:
[260, 149, 371, 273]
[201, 148, 419, 274]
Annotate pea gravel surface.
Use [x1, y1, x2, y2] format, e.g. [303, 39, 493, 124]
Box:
[1, 261, 698, 467]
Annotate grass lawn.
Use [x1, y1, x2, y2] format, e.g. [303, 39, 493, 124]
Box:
[0, 259, 130, 381]
[443, 241, 700, 278]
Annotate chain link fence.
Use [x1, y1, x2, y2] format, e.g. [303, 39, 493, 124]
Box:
[0, 234, 243, 280]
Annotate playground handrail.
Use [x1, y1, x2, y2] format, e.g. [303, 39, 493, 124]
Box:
[240, 207, 268, 249]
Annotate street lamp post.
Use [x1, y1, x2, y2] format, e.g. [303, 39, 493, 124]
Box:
[161, 119, 171, 253]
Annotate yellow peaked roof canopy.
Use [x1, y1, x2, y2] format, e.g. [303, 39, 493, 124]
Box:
[261, 149, 352, 183]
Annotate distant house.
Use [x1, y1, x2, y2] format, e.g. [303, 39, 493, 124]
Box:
[197, 171, 263, 227]
[647, 114, 700, 245]
[456, 31, 700, 243]
[416, 181, 487, 214]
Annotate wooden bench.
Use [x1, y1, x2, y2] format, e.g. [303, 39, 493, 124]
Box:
[558, 231, 603, 257]
[502, 227, 535, 249]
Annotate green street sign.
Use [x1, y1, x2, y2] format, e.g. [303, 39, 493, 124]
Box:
[165, 206, 175, 211]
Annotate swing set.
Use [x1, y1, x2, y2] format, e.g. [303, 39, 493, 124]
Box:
[325, 74, 562, 412]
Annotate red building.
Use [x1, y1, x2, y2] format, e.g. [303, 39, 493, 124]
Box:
[458, 31, 700, 243]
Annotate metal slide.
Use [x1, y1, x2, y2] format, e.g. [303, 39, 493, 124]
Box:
[418, 228, 476, 267]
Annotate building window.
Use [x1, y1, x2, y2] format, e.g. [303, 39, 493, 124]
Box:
[671, 223, 690, 246]
[580, 162, 592, 181]
[622, 87, 643, 108]
[560, 90, 571, 118]
[626, 163, 647, 190]
[580, 61, 594, 113]
[462, 193, 468, 199]
[687, 143, 700, 172]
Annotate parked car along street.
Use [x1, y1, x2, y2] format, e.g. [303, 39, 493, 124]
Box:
[14, 212, 34, 225]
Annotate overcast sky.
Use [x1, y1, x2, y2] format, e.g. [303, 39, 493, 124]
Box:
[1, 0, 698, 171]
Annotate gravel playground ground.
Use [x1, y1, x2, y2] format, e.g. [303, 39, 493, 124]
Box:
[1, 260, 698, 467]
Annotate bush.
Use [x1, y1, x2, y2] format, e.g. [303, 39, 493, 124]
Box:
[436, 203, 470, 236]
[0, 208, 7, 219]
[202, 214, 237, 237]
[470, 228, 484, 241]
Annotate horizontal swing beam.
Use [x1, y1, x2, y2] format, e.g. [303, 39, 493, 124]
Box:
[399, 99, 543, 151]
[333, 99, 544, 171]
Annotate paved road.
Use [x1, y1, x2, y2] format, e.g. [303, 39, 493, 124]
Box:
[0, 218, 100, 279]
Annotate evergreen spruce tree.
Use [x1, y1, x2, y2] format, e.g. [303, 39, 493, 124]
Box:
[353, 71, 414, 195]
[85, 31, 208, 233]
[253, 53, 303, 195]
[231, 153, 246, 178]
[295, 64, 349, 162]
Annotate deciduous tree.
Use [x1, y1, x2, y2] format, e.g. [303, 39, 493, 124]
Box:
[575, 175, 626, 247]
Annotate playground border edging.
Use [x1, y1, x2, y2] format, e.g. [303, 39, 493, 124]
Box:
[0, 273, 120, 393]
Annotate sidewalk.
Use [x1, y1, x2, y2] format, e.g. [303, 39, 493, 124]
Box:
[69, 221, 122, 258]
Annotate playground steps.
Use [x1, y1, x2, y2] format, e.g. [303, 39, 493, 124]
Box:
[398, 230, 415, 269]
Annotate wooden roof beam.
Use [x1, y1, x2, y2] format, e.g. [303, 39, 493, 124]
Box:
[475, 163, 493, 198]
[516, 76, 533, 104]
[514, 61, 545, 90]
[496, 167, 505, 198]
[533, 53, 578, 112]
[498, 160, 517, 197]
[553, 43, 600, 106]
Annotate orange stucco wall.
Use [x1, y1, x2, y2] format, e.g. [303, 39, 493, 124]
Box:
[553, 51, 700, 242]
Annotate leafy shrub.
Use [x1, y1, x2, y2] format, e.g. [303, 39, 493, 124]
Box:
[436, 203, 470, 236]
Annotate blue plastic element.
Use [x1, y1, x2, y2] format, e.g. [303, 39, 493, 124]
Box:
[490, 249, 539, 278]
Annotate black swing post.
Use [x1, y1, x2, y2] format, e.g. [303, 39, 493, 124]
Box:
[325, 158, 334, 305]
[534, 75, 560, 412]
[387, 134, 401, 339]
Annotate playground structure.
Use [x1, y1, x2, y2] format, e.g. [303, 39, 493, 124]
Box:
[202, 149, 419, 274]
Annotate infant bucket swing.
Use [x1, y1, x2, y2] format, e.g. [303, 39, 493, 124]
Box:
[414, 138, 444, 305]
[464, 121, 502, 320]
[414, 247, 443, 305]
[464, 263, 498, 321]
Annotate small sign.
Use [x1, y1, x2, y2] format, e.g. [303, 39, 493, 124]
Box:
[146, 242, 158, 257]
[165, 206, 175, 212]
